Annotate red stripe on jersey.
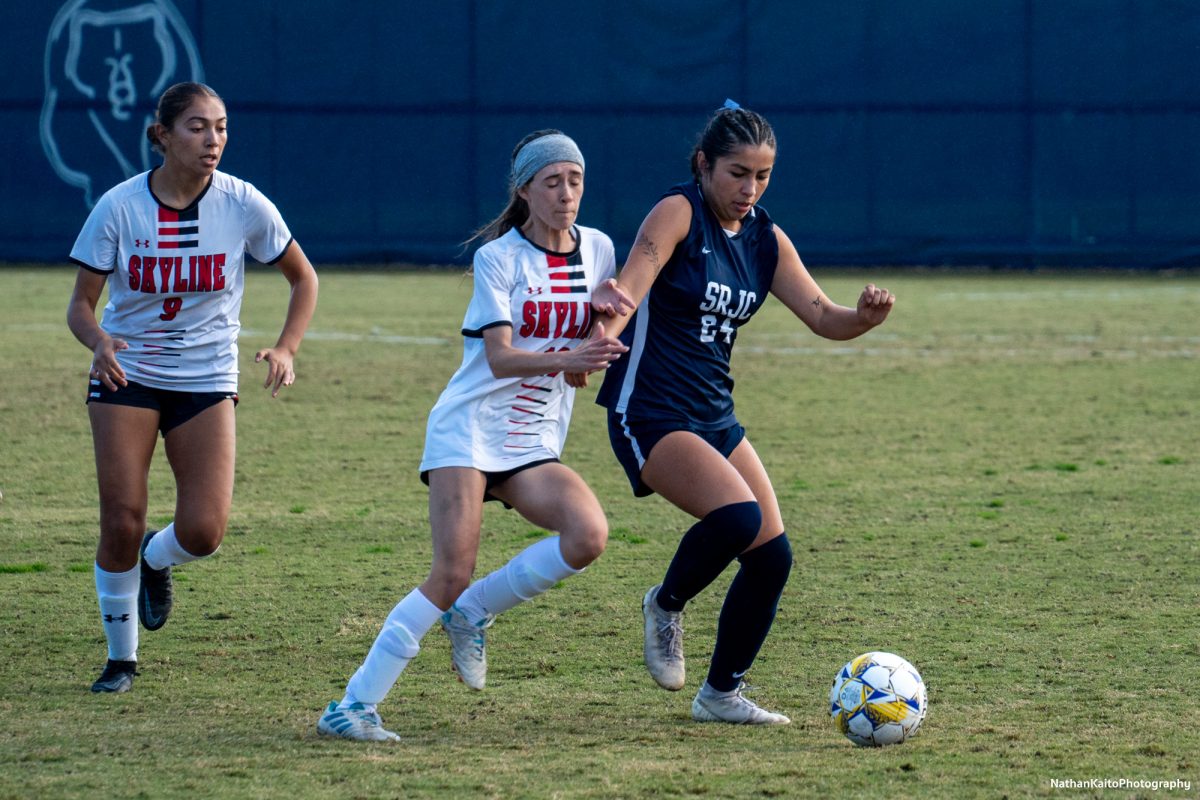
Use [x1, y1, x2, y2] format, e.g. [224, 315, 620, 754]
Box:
[550, 285, 586, 293]
[158, 208, 180, 222]
[545, 254, 568, 268]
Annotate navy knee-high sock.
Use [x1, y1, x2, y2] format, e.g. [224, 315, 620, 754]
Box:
[656, 501, 761, 613]
[707, 533, 793, 692]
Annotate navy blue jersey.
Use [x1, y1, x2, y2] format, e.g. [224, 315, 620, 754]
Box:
[596, 181, 779, 429]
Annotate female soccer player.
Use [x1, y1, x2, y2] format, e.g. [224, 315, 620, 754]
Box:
[317, 130, 633, 741]
[591, 101, 895, 725]
[67, 82, 319, 694]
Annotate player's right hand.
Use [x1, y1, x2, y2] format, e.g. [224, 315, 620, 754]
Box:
[90, 336, 129, 391]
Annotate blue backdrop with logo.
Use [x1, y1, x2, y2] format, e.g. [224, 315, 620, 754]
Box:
[4, 0, 1199, 267]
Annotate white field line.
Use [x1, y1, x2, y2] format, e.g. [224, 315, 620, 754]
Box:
[278, 329, 1195, 359]
[932, 286, 1200, 302]
[8, 324, 1194, 358]
[0, 322, 454, 345]
[739, 345, 1197, 359]
[240, 329, 451, 345]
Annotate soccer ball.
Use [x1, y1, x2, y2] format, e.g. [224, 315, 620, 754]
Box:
[830, 651, 927, 746]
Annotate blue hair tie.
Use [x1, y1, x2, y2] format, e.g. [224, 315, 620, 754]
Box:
[723, 98, 741, 110]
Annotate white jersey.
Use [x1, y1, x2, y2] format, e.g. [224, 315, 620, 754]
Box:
[70, 169, 293, 392]
[420, 225, 617, 473]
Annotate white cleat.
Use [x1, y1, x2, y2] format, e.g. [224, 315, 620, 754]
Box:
[692, 682, 791, 725]
[316, 701, 401, 742]
[643, 584, 685, 691]
[440, 604, 495, 690]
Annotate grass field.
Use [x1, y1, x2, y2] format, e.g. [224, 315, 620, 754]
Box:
[0, 266, 1197, 799]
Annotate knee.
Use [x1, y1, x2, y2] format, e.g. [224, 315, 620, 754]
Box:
[183, 536, 222, 558]
[738, 533, 793, 585]
[99, 504, 146, 541]
[175, 520, 226, 557]
[560, 520, 607, 568]
[97, 506, 146, 568]
[709, 501, 763, 552]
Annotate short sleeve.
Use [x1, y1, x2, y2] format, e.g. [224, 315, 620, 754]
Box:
[594, 233, 617, 286]
[243, 184, 294, 264]
[69, 191, 119, 274]
[461, 245, 514, 337]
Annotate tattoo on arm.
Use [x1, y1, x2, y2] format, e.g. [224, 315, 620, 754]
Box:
[811, 295, 823, 308]
[635, 232, 660, 270]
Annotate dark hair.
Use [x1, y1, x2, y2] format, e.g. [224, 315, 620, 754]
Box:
[146, 82, 224, 155]
[689, 106, 776, 181]
[465, 128, 565, 248]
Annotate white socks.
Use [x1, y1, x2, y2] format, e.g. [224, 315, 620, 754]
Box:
[142, 523, 207, 570]
[95, 563, 139, 661]
[339, 537, 580, 709]
[455, 536, 580, 621]
[95, 523, 212, 664]
[343, 588, 442, 707]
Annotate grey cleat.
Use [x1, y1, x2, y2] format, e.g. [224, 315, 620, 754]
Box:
[642, 584, 685, 691]
[692, 682, 791, 725]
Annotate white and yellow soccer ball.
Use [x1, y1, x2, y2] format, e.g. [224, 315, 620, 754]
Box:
[830, 651, 927, 746]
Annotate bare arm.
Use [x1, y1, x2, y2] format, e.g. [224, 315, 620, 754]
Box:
[593, 194, 693, 338]
[482, 323, 627, 379]
[66, 267, 128, 391]
[255, 241, 319, 397]
[563, 196, 692, 388]
[769, 226, 894, 340]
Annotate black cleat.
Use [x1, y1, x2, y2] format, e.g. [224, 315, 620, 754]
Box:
[138, 530, 173, 631]
[91, 659, 138, 693]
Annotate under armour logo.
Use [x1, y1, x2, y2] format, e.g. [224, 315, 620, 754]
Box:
[103, 613, 131, 623]
[526, 286, 544, 295]
[134, 239, 150, 248]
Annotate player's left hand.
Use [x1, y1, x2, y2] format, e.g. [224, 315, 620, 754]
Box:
[564, 371, 589, 388]
[255, 347, 296, 397]
[590, 278, 636, 317]
[857, 284, 895, 327]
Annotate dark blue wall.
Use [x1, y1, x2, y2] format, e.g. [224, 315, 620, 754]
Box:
[6, 0, 1199, 267]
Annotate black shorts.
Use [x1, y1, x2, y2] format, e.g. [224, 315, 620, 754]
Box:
[86, 379, 238, 435]
[420, 458, 560, 508]
[607, 411, 745, 497]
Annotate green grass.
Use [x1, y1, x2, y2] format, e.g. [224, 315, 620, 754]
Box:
[1, 266, 1197, 798]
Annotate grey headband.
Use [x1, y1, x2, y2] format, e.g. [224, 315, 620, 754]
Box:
[511, 133, 585, 189]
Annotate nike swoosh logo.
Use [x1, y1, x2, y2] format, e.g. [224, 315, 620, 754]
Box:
[141, 597, 161, 626]
[732, 669, 748, 679]
[701, 246, 712, 254]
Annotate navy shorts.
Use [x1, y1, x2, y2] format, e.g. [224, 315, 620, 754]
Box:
[420, 458, 560, 508]
[87, 379, 238, 435]
[607, 411, 745, 497]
